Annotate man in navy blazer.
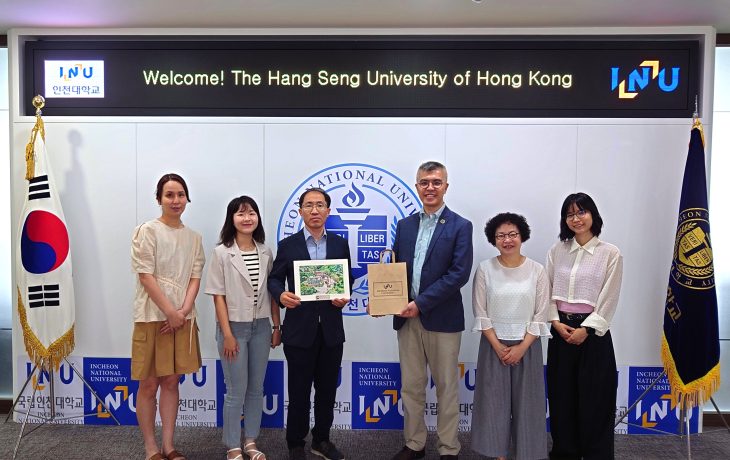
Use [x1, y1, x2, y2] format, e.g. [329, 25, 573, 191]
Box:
[268, 187, 352, 460]
[390, 162, 473, 460]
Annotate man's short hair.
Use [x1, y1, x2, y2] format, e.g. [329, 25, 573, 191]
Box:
[298, 187, 332, 208]
[417, 161, 448, 181]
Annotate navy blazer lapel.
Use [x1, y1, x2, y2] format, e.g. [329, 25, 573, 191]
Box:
[424, 206, 450, 263]
[294, 231, 311, 260]
[403, 214, 420, 263]
[325, 231, 340, 258]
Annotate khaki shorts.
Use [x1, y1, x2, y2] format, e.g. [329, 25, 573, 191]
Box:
[131, 319, 201, 380]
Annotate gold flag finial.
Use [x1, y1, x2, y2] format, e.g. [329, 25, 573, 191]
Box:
[32, 94, 45, 114]
[24, 95, 46, 180]
[691, 94, 705, 146]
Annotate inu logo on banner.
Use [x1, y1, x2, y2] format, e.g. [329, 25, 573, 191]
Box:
[175, 360, 218, 427]
[611, 61, 680, 99]
[14, 357, 84, 424]
[627, 367, 699, 434]
[277, 164, 419, 316]
[83, 357, 139, 425]
[44, 60, 105, 98]
[352, 362, 402, 429]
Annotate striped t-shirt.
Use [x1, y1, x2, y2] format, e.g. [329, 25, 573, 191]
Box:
[241, 249, 260, 307]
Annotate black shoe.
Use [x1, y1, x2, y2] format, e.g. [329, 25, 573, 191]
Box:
[289, 446, 307, 460]
[440, 456, 458, 460]
[311, 440, 344, 460]
[390, 446, 426, 460]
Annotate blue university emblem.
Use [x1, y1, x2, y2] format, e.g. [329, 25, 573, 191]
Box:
[277, 163, 420, 315]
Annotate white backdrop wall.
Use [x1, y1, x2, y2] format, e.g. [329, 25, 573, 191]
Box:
[8, 28, 724, 409]
[710, 46, 730, 411]
[1, 47, 10, 329]
[7, 120, 706, 361]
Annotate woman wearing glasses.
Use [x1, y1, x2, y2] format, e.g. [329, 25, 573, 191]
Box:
[205, 196, 282, 460]
[471, 212, 550, 460]
[546, 193, 623, 460]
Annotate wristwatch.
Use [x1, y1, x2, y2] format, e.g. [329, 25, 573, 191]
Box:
[272, 325, 281, 330]
[584, 327, 596, 336]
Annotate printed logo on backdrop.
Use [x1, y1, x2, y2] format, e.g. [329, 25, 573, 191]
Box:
[14, 356, 84, 424]
[44, 60, 105, 98]
[352, 362, 402, 429]
[217, 360, 285, 428]
[172, 359, 217, 427]
[425, 362, 476, 432]
[277, 163, 420, 315]
[611, 60, 680, 99]
[83, 357, 138, 425]
[627, 367, 699, 434]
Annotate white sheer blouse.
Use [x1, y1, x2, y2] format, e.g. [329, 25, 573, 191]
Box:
[471, 257, 551, 340]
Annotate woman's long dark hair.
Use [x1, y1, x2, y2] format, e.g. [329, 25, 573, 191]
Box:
[559, 192, 603, 242]
[218, 196, 265, 247]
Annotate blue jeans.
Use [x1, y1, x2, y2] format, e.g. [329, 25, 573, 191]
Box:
[217, 318, 272, 448]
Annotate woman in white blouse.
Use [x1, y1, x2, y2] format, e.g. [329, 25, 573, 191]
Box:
[471, 212, 550, 460]
[546, 193, 623, 460]
[205, 196, 281, 460]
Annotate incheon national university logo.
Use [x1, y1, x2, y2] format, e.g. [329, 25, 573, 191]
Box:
[277, 163, 420, 315]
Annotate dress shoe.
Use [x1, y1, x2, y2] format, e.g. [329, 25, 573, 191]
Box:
[390, 446, 425, 460]
[311, 440, 344, 460]
[289, 446, 306, 460]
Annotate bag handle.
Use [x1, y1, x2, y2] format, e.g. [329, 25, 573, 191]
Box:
[379, 249, 397, 264]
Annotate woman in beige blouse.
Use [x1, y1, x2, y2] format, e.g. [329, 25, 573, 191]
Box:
[131, 173, 205, 460]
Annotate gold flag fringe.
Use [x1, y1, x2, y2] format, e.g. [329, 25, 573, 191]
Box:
[17, 287, 75, 370]
[24, 115, 45, 181]
[661, 333, 720, 410]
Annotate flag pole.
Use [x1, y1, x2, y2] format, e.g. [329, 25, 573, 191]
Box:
[10, 95, 120, 460]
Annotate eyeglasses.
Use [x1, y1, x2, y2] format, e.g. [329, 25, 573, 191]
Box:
[495, 231, 520, 241]
[416, 179, 445, 189]
[566, 209, 589, 221]
[301, 202, 328, 212]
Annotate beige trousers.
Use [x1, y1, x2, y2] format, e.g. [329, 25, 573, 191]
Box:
[397, 317, 461, 456]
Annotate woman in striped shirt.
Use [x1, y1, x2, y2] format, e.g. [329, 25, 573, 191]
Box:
[205, 196, 281, 460]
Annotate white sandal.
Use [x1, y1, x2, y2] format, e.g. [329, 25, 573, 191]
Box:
[226, 447, 244, 460]
[243, 441, 266, 460]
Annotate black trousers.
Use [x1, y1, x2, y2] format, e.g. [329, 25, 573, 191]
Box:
[547, 316, 617, 460]
[283, 324, 343, 449]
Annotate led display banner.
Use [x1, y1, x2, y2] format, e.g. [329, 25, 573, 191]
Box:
[24, 36, 700, 117]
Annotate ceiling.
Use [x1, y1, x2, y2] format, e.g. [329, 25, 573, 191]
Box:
[1, 0, 730, 35]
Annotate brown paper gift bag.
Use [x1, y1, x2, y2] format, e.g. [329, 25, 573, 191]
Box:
[367, 249, 408, 315]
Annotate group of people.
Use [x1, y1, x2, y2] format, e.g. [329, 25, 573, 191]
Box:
[130, 161, 623, 460]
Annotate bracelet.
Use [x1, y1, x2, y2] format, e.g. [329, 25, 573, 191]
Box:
[272, 325, 281, 330]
